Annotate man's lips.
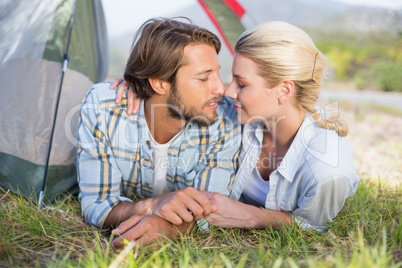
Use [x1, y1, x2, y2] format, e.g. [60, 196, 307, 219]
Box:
[205, 97, 222, 108]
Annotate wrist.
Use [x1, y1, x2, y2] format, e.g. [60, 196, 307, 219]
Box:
[240, 203, 263, 229]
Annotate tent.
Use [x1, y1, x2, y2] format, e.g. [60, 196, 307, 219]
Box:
[0, 0, 108, 204]
[0, 0, 248, 205]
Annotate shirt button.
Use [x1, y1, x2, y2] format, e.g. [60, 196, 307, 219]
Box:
[269, 198, 273, 202]
[145, 182, 150, 186]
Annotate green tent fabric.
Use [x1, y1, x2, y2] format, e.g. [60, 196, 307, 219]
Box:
[0, 0, 108, 204]
[197, 0, 246, 55]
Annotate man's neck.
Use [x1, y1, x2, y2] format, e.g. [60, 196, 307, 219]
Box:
[144, 97, 186, 144]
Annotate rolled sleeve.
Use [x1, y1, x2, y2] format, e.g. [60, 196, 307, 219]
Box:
[292, 176, 356, 232]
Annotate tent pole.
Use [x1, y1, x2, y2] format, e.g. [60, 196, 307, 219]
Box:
[38, 0, 78, 210]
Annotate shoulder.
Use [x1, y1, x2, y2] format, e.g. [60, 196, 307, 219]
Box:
[84, 81, 118, 104]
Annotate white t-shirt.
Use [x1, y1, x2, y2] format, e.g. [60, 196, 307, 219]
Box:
[149, 130, 183, 196]
[241, 167, 270, 207]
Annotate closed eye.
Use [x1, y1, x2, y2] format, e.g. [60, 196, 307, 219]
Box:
[237, 81, 245, 89]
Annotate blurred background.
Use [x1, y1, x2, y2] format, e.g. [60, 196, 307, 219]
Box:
[0, 0, 400, 204]
[101, 0, 402, 186]
[102, 0, 402, 94]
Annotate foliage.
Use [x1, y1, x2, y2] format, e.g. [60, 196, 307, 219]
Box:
[0, 179, 401, 267]
[309, 30, 402, 92]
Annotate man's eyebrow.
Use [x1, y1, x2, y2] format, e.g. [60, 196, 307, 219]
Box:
[194, 66, 221, 76]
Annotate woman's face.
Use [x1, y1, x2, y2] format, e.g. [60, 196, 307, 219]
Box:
[225, 53, 281, 124]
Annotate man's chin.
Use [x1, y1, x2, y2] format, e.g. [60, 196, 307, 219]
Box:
[188, 112, 218, 127]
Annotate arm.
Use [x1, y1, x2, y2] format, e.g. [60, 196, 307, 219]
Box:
[203, 192, 293, 229]
[292, 175, 357, 231]
[78, 88, 134, 227]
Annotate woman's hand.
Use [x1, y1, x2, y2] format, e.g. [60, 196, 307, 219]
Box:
[110, 77, 142, 115]
[202, 192, 293, 229]
[202, 192, 255, 228]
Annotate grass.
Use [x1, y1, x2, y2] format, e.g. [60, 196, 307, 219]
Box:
[0, 179, 401, 267]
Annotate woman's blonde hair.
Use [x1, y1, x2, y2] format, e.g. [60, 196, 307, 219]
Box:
[235, 21, 348, 136]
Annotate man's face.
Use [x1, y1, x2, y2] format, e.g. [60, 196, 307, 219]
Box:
[167, 44, 224, 126]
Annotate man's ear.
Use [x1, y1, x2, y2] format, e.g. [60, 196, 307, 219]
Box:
[277, 80, 295, 105]
[148, 78, 170, 95]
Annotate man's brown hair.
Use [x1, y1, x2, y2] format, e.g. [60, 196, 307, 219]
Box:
[124, 17, 221, 99]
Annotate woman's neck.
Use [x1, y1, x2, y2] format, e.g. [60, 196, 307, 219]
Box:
[263, 103, 306, 150]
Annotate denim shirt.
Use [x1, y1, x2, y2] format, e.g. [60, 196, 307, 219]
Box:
[77, 82, 241, 227]
[230, 116, 359, 231]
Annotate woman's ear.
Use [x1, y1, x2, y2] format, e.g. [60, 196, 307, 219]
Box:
[148, 78, 170, 95]
[277, 80, 295, 105]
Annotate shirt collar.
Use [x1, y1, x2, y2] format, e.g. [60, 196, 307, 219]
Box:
[134, 99, 149, 143]
[276, 115, 316, 183]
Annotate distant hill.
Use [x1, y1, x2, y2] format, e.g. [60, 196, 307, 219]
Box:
[107, 0, 402, 81]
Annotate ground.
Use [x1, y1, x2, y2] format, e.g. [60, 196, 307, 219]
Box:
[325, 96, 402, 187]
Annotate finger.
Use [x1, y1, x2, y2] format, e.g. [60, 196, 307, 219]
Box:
[186, 189, 212, 215]
[116, 81, 129, 105]
[133, 95, 141, 114]
[110, 77, 124, 89]
[156, 206, 186, 225]
[111, 236, 130, 251]
[112, 215, 143, 236]
[169, 188, 208, 222]
[111, 223, 143, 250]
[132, 232, 161, 248]
[211, 205, 218, 213]
[172, 199, 202, 223]
[127, 88, 135, 115]
[200, 203, 213, 219]
[115, 85, 125, 104]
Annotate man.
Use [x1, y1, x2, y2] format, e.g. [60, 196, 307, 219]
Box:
[77, 18, 241, 249]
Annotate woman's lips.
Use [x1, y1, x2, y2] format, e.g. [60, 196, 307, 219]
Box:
[234, 103, 242, 111]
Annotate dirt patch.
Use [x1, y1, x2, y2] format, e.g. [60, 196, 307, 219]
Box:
[344, 105, 402, 187]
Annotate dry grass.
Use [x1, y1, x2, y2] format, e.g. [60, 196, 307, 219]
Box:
[0, 179, 401, 267]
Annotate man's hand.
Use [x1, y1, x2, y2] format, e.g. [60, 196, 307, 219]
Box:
[111, 214, 193, 250]
[109, 77, 141, 115]
[153, 187, 217, 225]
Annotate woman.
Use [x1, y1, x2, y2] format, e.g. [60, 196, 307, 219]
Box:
[202, 21, 358, 231]
[113, 21, 359, 232]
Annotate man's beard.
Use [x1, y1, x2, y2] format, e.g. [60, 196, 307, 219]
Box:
[166, 83, 221, 127]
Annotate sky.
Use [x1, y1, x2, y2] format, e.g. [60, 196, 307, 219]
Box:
[101, 0, 402, 39]
[101, 0, 193, 39]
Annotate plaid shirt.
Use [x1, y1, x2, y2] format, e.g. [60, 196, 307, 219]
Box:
[77, 82, 241, 227]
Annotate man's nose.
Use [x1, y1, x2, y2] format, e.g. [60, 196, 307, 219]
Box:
[212, 75, 225, 96]
[224, 81, 237, 100]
